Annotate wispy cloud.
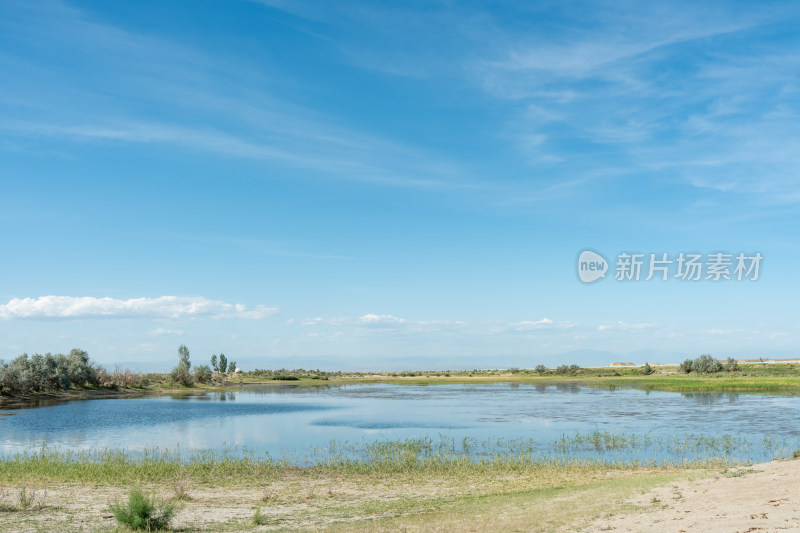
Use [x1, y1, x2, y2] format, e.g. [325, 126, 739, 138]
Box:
[598, 321, 657, 331]
[148, 328, 185, 336]
[0, 296, 278, 320]
[0, 0, 478, 193]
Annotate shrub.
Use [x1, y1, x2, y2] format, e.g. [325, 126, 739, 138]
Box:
[569, 364, 581, 374]
[724, 357, 740, 372]
[692, 354, 723, 374]
[534, 364, 547, 374]
[0, 349, 100, 396]
[170, 364, 194, 387]
[110, 489, 174, 531]
[193, 365, 212, 384]
[679, 359, 693, 373]
[170, 345, 194, 386]
[555, 365, 570, 375]
[641, 363, 654, 375]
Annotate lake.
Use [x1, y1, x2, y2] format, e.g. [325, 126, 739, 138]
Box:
[2, 383, 799, 464]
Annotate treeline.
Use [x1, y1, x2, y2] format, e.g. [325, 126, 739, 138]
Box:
[679, 354, 739, 374]
[0, 349, 101, 396]
[248, 368, 334, 380]
[169, 345, 239, 386]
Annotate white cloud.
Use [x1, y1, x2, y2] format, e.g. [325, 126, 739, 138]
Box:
[301, 314, 406, 327]
[148, 328, 184, 336]
[0, 296, 278, 320]
[356, 314, 406, 327]
[512, 318, 554, 330]
[597, 321, 656, 331]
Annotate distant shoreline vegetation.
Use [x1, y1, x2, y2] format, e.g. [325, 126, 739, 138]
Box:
[2, 346, 800, 398]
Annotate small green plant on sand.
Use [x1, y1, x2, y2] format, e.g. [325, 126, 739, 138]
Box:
[110, 489, 175, 531]
[253, 506, 270, 525]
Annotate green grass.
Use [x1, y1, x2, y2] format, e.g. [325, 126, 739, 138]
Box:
[0, 435, 774, 533]
[219, 362, 800, 393]
[0, 433, 759, 487]
[109, 489, 175, 531]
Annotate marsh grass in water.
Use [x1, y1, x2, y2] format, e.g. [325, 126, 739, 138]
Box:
[3, 432, 796, 488]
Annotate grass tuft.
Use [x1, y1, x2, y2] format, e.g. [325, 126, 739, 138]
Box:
[109, 488, 175, 531]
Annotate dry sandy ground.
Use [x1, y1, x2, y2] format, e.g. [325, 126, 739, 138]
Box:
[581, 460, 800, 533]
[4, 461, 800, 532]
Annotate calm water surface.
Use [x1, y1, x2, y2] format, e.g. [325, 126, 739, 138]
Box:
[1, 384, 799, 463]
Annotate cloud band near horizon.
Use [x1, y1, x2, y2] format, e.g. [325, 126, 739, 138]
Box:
[0, 295, 278, 320]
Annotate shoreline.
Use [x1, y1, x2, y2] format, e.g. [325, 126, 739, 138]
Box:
[1, 451, 795, 532]
[3, 365, 800, 407]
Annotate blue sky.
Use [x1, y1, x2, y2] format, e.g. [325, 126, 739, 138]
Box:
[1, 0, 799, 370]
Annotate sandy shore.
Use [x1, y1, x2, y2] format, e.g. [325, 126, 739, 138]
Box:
[582, 459, 800, 532]
[3, 460, 800, 531]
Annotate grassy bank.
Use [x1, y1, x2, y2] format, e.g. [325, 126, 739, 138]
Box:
[224, 363, 800, 393]
[4, 362, 800, 405]
[0, 440, 740, 532]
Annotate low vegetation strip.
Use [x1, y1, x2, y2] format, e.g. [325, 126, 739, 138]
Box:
[0, 432, 768, 487]
[0, 439, 734, 532]
[4, 346, 800, 400]
[3, 439, 783, 532]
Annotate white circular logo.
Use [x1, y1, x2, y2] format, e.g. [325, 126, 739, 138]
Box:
[577, 250, 608, 283]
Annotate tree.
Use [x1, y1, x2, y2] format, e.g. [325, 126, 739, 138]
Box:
[210, 354, 218, 373]
[642, 362, 654, 375]
[218, 353, 228, 374]
[692, 354, 723, 374]
[171, 345, 194, 386]
[725, 357, 740, 372]
[178, 345, 191, 370]
[228, 361, 237, 373]
[194, 364, 212, 384]
[534, 364, 547, 374]
[679, 359, 693, 373]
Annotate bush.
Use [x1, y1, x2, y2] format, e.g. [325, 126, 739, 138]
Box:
[534, 364, 547, 374]
[692, 354, 723, 374]
[641, 363, 654, 375]
[555, 364, 581, 375]
[508, 367, 520, 374]
[170, 364, 194, 387]
[0, 349, 100, 396]
[110, 489, 174, 531]
[193, 365, 212, 384]
[170, 345, 195, 386]
[724, 357, 740, 372]
[679, 359, 693, 373]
